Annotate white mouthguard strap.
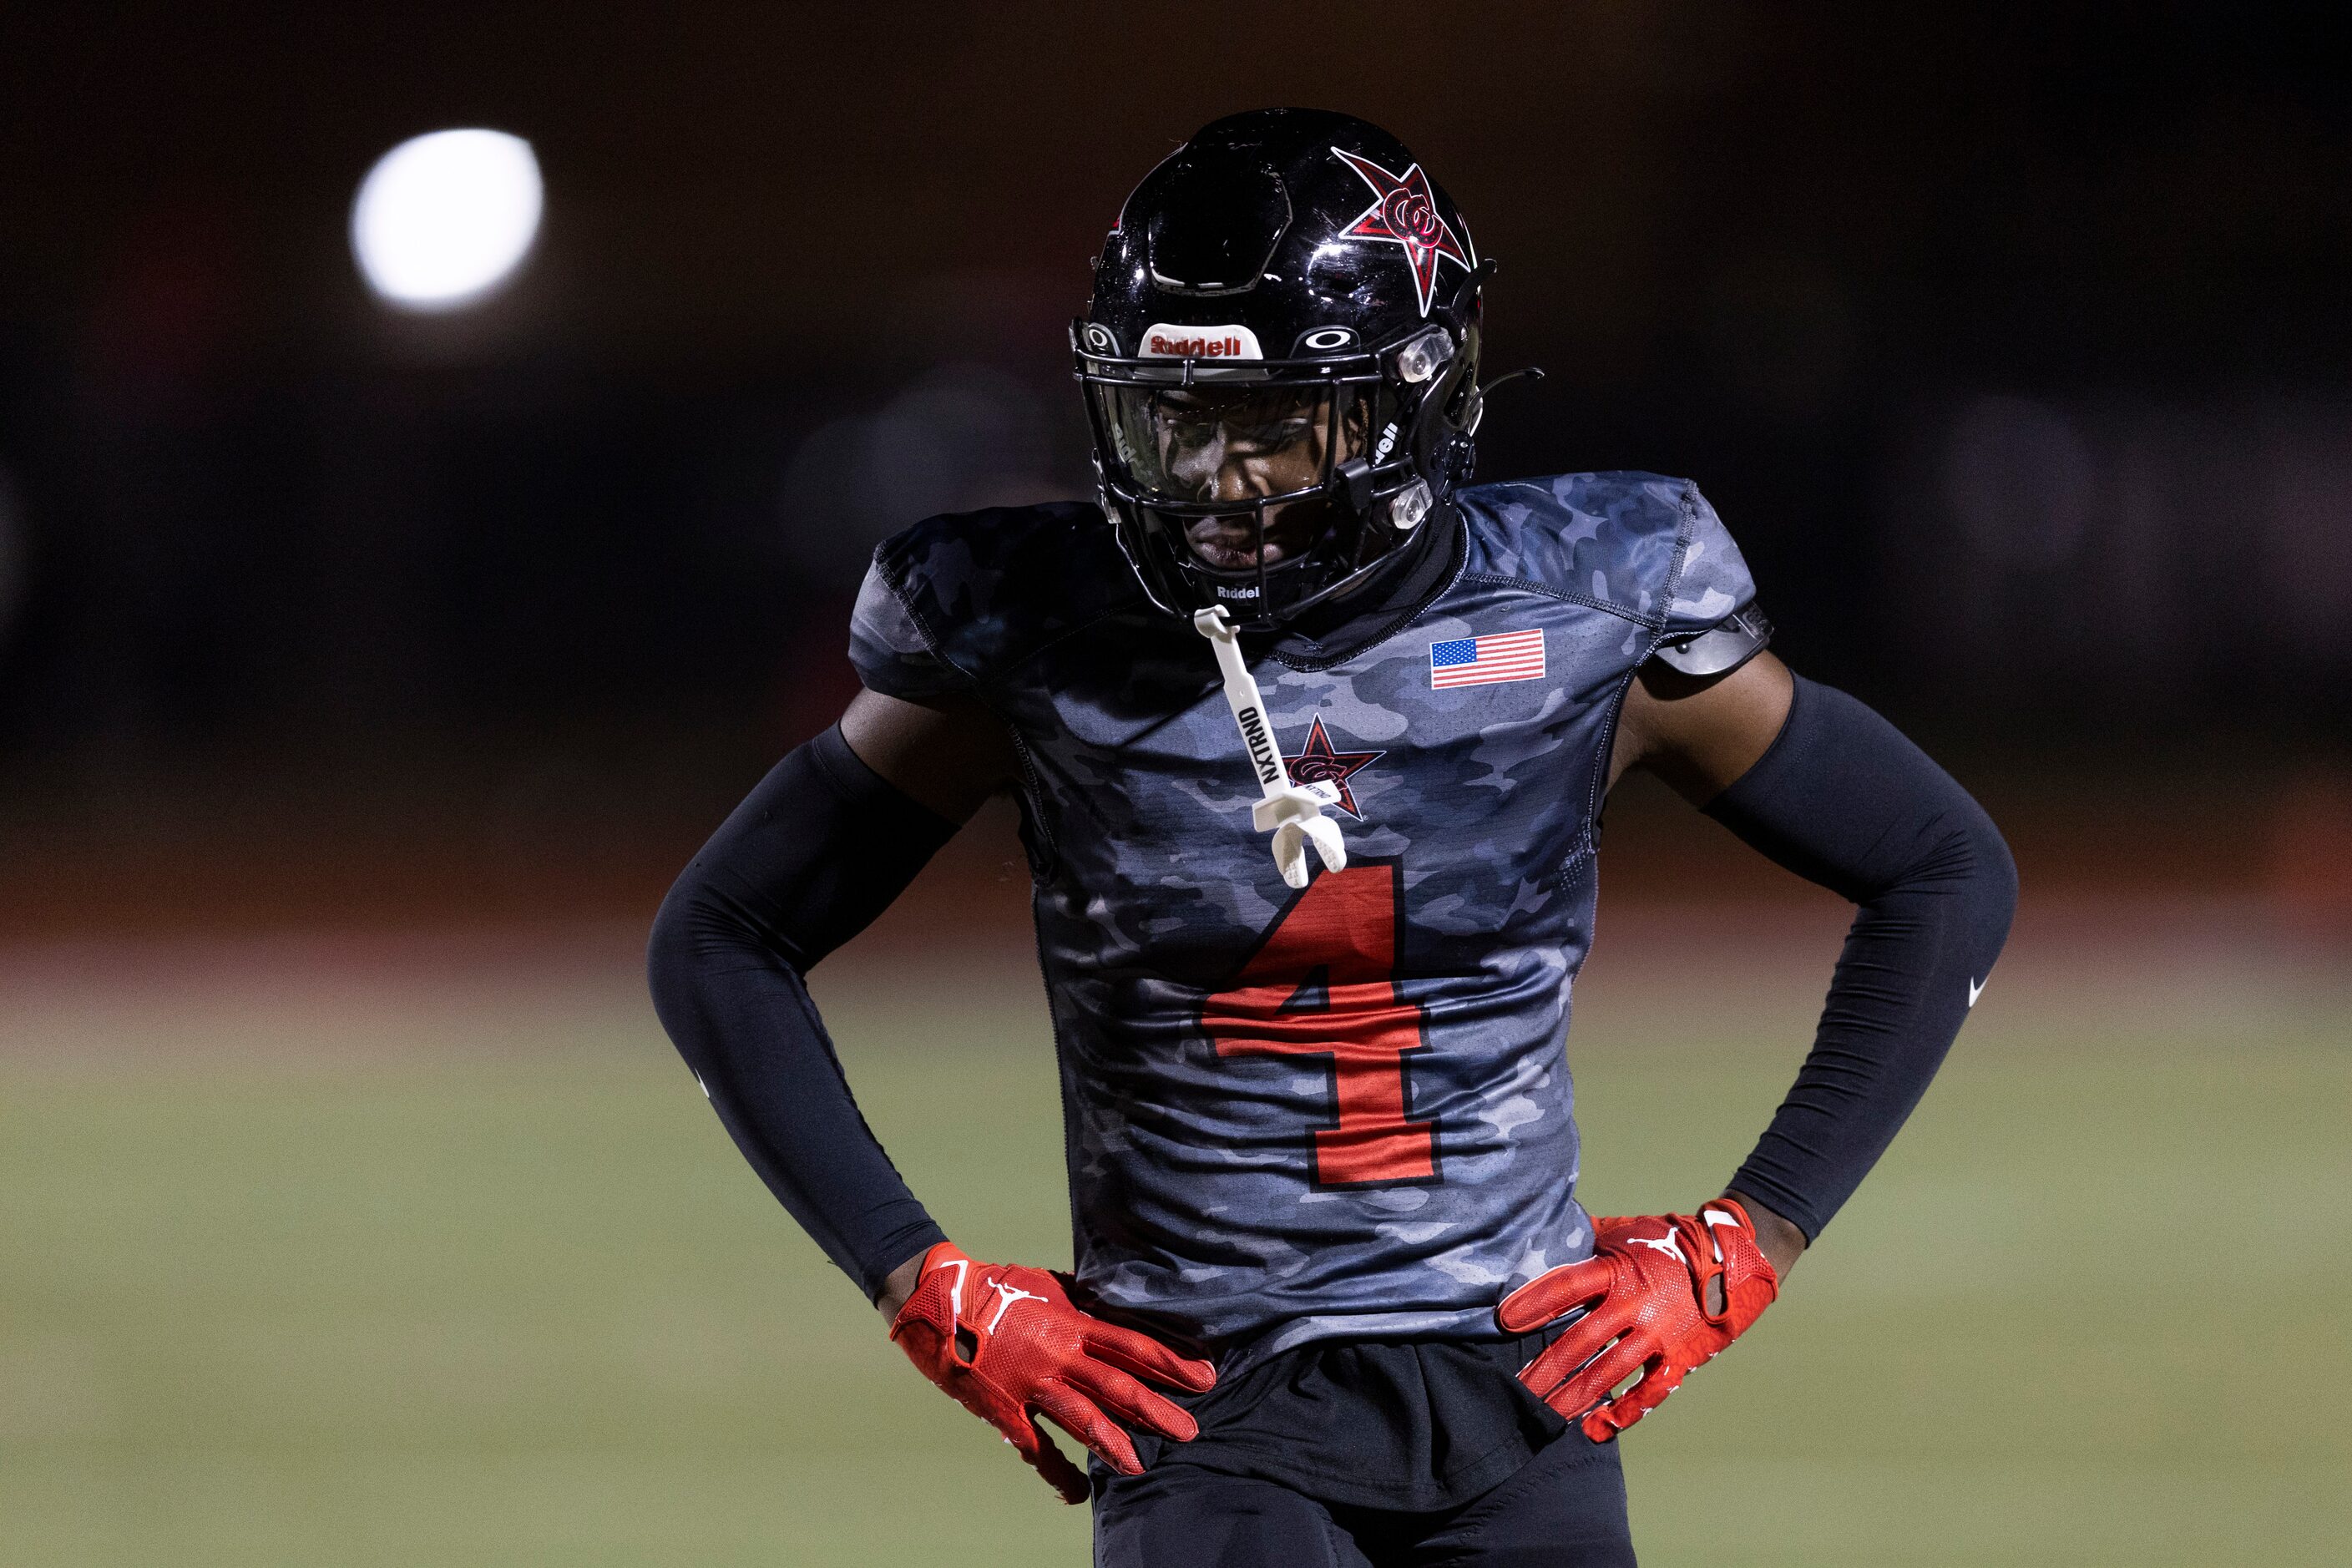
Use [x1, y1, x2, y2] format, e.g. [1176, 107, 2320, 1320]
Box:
[1191, 606, 1347, 889]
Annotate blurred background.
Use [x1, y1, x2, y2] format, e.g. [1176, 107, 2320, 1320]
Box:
[2, 4, 2346, 1565]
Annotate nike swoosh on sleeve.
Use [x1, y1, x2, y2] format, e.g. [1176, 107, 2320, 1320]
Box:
[1967, 977, 1986, 1008]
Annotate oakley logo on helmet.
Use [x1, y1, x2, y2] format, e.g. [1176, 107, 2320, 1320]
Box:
[1332, 147, 1472, 316]
[1140, 324, 1265, 360]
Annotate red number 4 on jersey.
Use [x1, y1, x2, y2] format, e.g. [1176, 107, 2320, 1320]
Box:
[1201, 862, 1435, 1186]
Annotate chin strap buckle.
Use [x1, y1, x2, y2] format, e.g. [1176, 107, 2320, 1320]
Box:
[1191, 606, 1348, 889]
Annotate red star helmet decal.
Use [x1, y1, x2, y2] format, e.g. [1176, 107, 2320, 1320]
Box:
[1331, 147, 1473, 316]
[1284, 716, 1383, 821]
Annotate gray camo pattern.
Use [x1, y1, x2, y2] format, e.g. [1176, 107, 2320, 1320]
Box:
[850, 473, 1755, 1370]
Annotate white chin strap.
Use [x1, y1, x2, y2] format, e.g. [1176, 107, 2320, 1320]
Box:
[1192, 606, 1348, 889]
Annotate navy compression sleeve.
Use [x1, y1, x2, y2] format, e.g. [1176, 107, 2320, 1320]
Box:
[646, 724, 959, 1299]
[1705, 677, 2018, 1241]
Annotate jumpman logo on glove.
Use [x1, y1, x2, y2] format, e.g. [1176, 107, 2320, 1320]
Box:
[890, 1243, 1216, 1503]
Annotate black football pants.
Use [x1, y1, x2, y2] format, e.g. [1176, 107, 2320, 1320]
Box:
[1092, 1429, 1636, 1567]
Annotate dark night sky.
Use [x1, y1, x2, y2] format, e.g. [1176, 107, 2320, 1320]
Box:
[9, 4, 2346, 368]
[1, 3, 2349, 806]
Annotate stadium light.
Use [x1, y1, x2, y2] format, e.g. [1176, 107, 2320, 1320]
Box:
[351, 129, 543, 311]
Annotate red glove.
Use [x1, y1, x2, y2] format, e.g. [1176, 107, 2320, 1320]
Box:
[888, 1242, 1217, 1503]
[1497, 1198, 1779, 1442]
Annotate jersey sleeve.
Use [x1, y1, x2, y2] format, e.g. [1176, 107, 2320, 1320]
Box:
[847, 558, 974, 703]
[1658, 484, 1759, 638]
[845, 502, 1144, 706]
[1463, 471, 1760, 645]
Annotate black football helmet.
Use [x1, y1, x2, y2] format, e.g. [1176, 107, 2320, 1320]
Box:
[1075, 109, 1493, 631]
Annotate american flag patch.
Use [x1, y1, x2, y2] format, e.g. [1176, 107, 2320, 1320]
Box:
[1430, 628, 1546, 689]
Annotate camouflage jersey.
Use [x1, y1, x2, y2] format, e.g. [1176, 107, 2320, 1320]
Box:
[849, 472, 1759, 1369]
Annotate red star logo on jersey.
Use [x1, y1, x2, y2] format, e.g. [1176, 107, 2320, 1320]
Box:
[1333, 147, 1473, 316]
[1285, 716, 1383, 821]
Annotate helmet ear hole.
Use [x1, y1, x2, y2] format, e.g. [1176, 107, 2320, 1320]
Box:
[1457, 385, 1486, 439]
[1434, 324, 1483, 436]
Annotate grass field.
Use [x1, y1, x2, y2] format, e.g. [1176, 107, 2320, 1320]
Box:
[3, 915, 2347, 1566]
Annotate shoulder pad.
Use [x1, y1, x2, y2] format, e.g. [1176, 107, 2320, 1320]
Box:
[848, 502, 1141, 700]
[1651, 600, 1773, 676]
[1456, 473, 1758, 637]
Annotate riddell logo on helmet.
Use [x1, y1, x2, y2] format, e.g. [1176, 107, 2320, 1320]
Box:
[1139, 323, 1264, 360]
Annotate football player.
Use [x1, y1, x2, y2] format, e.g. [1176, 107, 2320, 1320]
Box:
[650, 109, 2016, 1565]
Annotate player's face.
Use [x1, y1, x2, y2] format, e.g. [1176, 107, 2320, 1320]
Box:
[1110, 386, 1367, 570]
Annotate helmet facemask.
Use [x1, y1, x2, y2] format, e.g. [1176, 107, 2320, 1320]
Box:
[1077, 322, 1477, 631]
